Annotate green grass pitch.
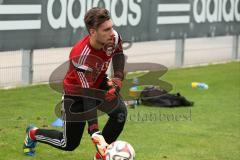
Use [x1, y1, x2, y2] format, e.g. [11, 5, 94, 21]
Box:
[0, 62, 239, 160]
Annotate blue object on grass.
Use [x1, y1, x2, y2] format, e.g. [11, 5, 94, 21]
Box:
[52, 118, 63, 127]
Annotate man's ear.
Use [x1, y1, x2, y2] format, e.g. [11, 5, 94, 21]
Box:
[89, 28, 96, 36]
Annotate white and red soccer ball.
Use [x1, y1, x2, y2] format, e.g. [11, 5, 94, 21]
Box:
[105, 140, 135, 160]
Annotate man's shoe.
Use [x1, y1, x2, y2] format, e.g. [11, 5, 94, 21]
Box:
[23, 125, 38, 156]
[91, 131, 108, 159]
[93, 152, 106, 160]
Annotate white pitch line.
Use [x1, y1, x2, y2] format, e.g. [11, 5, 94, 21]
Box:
[157, 16, 190, 25]
[158, 4, 191, 12]
[0, 20, 41, 30]
[0, 5, 42, 14]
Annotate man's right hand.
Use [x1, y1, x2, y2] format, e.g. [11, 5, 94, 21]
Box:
[91, 131, 108, 158]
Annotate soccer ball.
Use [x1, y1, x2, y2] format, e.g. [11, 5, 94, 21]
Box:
[106, 140, 135, 160]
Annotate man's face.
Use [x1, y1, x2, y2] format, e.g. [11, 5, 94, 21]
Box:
[91, 19, 114, 46]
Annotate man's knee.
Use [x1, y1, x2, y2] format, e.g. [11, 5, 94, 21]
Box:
[64, 142, 79, 151]
[110, 102, 127, 123]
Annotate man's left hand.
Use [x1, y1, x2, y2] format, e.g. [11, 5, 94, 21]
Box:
[105, 78, 122, 101]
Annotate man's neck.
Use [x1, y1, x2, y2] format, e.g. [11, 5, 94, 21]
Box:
[90, 38, 103, 50]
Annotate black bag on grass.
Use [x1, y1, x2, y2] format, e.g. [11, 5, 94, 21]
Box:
[140, 86, 194, 107]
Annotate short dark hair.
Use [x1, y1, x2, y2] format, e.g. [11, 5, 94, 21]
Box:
[84, 7, 110, 33]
